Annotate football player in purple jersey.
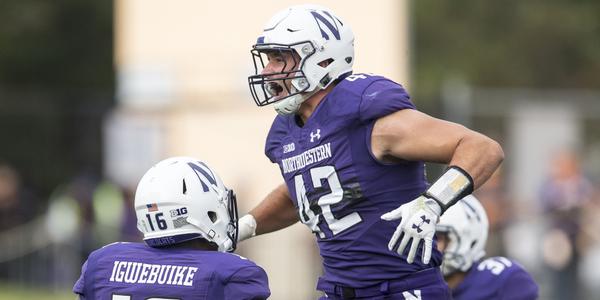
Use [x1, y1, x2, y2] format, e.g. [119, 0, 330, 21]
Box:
[242, 4, 503, 299]
[436, 195, 539, 299]
[73, 157, 270, 300]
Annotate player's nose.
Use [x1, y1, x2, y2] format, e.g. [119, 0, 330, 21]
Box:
[261, 63, 275, 76]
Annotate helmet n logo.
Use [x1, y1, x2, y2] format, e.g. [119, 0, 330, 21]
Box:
[310, 11, 341, 40]
[187, 162, 217, 192]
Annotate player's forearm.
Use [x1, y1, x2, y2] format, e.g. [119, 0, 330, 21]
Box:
[249, 183, 299, 235]
[448, 132, 504, 189]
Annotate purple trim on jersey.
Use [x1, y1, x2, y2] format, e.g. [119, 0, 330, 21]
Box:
[452, 257, 539, 300]
[145, 233, 203, 247]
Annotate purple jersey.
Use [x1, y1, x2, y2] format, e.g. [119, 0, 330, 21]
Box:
[73, 242, 270, 300]
[452, 257, 539, 300]
[265, 73, 441, 288]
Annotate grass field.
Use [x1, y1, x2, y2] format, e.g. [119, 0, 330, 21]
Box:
[0, 283, 73, 300]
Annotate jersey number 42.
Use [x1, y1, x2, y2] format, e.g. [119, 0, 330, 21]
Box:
[294, 166, 362, 238]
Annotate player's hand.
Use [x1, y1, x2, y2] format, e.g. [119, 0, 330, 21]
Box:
[381, 194, 442, 264]
[237, 214, 257, 242]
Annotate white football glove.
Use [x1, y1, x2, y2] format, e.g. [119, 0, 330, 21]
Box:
[237, 214, 257, 242]
[381, 194, 442, 264]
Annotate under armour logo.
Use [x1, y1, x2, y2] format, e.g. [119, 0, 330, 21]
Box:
[310, 129, 321, 142]
[411, 215, 431, 233]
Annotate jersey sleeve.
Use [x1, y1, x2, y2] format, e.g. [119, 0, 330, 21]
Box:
[72, 259, 88, 295]
[224, 266, 271, 300]
[500, 267, 539, 300]
[264, 115, 288, 163]
[358, 79, 415, 123]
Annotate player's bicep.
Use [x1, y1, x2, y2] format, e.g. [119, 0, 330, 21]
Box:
[225, 266, 271, 300]
[371, 109, 471, 163]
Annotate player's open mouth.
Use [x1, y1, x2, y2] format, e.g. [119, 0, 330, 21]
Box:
[265, 82, 285, 97]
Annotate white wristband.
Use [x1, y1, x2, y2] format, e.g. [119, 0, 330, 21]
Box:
[426, 166, 473, 212]
[237, 214, 257, 242]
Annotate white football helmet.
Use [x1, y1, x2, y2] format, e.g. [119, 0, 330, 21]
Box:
[248, 4, 354, 115]
[436, 195, 489, 276]
[134, 157, 238, 252]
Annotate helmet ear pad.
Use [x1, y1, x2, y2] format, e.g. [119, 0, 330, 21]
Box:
[436, 195, 489, 275]
[134, 157, 238, 252]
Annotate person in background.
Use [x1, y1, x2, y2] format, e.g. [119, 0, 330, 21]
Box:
[73, 156, 270, 300]
[240, 4, 503, 299]
[0, 163, 39, 280]
[436, 195, 538, 300]
[539, 150, 593, 300]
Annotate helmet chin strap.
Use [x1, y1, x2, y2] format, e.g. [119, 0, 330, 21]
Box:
[274, 87, 320, 115]
[219, 239, 233, 252]
[186, 217, 231, 252]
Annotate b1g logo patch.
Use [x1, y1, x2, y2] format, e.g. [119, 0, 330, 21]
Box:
[170, 207, 188, 217]
[283, 142, 295, 153]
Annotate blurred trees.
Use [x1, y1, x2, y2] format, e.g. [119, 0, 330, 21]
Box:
[412, 0, 600, 111]
[0, 0, 113, 196]
[0, 0, 598, 199]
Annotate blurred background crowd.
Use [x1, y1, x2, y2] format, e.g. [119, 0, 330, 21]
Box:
[0, 0, 599, 299]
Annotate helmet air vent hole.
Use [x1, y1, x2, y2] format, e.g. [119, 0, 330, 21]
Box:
[182, 179, 187, 194]
[208, 211, 218, 223]
[318, 58, 334, 67]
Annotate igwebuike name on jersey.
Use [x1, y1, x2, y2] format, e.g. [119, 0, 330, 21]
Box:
[109, 260, 198, 286]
